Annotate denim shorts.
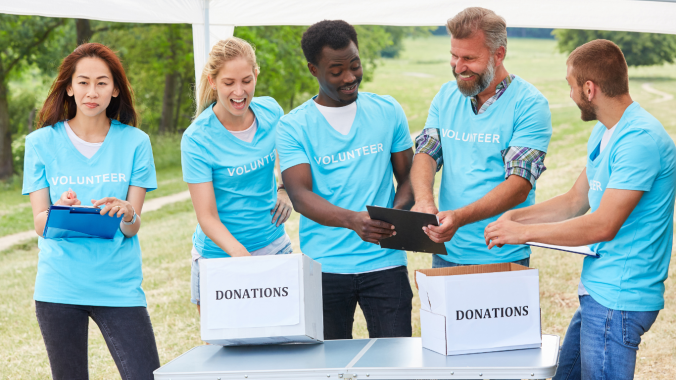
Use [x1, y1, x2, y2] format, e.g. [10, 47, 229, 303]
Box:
[190, 241, 293, 305]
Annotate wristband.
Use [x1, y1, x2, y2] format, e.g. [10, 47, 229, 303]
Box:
[122, 207, 137, 225]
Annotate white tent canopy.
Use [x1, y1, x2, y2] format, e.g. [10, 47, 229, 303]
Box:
[3, 0, 676, 81]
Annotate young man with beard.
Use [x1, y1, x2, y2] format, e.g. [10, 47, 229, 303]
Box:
[411, 7, 552, 269]
[276, 20, 415, 340]
[485, 39, 675, 380]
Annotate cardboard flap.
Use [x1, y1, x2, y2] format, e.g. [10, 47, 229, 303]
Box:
[415, 263, 530, 282]
[416, 272, 432, 312]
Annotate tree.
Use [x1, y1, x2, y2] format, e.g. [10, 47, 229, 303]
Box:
[235, 25, 405, 111]
[95, 23, 195, 133]
[553, 29, 676, 67]
[0, 15, 65, 179]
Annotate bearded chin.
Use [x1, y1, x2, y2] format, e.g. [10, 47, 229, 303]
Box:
[577, 94, 597, 122]
[455, 57, 496, 97]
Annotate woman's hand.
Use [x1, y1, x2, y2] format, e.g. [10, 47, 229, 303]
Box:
[55, 188, 81, 206]
[271, 189, 293, 227]
[91, 197, 134, 222]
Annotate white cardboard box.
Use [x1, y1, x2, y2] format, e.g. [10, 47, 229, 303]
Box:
[415, 263, 541, 355]
[199, 253, 323, 345]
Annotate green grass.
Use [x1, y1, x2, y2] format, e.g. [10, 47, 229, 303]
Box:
[2, 36, 676, 378]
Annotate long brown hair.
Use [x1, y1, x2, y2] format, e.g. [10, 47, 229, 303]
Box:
[37, 43, 138, 128]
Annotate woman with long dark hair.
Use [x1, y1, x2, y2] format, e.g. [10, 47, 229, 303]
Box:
[22, 43, 160, 379]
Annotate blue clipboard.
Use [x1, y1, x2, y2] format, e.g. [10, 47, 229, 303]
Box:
[44, 205, 122, 239]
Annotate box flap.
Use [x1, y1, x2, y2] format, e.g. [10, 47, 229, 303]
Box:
[420, 309, 447, 355]
[416, 263, 530, 281]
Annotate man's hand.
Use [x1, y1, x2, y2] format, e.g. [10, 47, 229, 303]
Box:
[411, 201, 439, 215]
[423, 209, 462, 243]
[484, 219, 529, 249]
[348, 211, 396, 244]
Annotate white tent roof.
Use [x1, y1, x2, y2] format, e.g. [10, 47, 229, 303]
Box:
[3, 0, 676, 80]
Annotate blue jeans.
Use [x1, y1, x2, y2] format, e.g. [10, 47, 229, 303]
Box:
[553, 295, 659, 380]
[35, 301, 160, 380]
[432, 254, 530, 268]
[322, 266, 413, 339]
[190, 241, 293, 305]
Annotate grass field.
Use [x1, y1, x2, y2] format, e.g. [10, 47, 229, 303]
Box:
[2, 36, 676, 378]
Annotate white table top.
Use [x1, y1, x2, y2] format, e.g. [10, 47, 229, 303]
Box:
[154, 335, 560, 379]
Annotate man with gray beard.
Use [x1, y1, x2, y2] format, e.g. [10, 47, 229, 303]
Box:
[411, 7, 552, 269]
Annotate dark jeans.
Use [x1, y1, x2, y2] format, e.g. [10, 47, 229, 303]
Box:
[432, 254, 530, 268]
[35, 301, 160, 380]
[322, 266, 413, 340]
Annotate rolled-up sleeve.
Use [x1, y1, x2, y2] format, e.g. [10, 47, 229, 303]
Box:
[414, 128, 444, 172]
[501, 146, 547, 188]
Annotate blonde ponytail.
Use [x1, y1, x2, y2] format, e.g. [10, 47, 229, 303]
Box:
[194, 37, 260, 119]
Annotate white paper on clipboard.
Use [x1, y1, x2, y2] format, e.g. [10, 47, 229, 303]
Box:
[526, 242, 598, 257]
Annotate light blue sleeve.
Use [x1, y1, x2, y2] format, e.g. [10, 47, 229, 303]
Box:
[130, 135, 158, 192]
[391, 100, 413, 153]
[607, 130, 660, 191]
[276, 118, 310, 172]
[510, 92, 552, 152]
[423, 88, 442, 131]
[22, 134, 49, 195]
[181, 134, 212, 184]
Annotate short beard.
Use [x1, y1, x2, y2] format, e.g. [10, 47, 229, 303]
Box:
[453, 56, 496, 97]
[576, 89, 597, 121]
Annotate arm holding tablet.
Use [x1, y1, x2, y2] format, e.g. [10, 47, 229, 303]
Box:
[282, 164, 396, 245]
[411, 149, 532, 243]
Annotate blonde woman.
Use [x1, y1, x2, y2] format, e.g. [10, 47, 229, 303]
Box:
[181, 37, 293, 312]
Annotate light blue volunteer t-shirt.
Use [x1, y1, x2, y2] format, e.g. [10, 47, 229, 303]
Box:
[22, 120, 157, 307]
[582, 102, 676, 311]
[181, 97, 286, 258]
[277, 93, 413, 273]
[426, 76, 552, 264]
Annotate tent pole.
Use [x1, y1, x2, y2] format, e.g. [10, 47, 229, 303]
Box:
[204, 0, 210, 62]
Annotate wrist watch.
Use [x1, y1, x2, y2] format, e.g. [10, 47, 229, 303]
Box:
[122, 207, 137, 225]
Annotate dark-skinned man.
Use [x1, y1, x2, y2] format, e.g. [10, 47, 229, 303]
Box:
[277, 20, 414, 340]
[411, 7, 552, 269]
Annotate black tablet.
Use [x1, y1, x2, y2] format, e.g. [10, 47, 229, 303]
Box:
[366, 206, 447, 254]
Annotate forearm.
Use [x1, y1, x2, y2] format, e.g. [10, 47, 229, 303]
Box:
[198, 214, 249, 256]
[411, 153, 437, 205]
[289, 188, 356, 229]
[119, 215, 141, 238]
[455, 176, 529, 227]
[524, 213, 614, 246]
[507, 192, 589, 225]
[392, 180, 414, 210]
[34, 211, 48, 237]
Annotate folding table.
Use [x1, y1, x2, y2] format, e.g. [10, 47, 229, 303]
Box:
[155, 335, 559, 379]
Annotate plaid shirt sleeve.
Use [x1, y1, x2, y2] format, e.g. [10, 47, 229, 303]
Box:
[501, 146, 547, 187]
[414, 128, 443, 171]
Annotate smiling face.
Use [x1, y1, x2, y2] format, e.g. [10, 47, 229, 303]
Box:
[450, 31, 497, 97]
[309, 41, 363, 107]
[67, 57, 118, 118]
[566, 64, 597, 122]
[209, 57, 258, 118]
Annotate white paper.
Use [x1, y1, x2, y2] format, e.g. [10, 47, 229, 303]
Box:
[527, 242, 598, 257]
[444, 270, 541, 353]
[202, 256, 301, 330]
